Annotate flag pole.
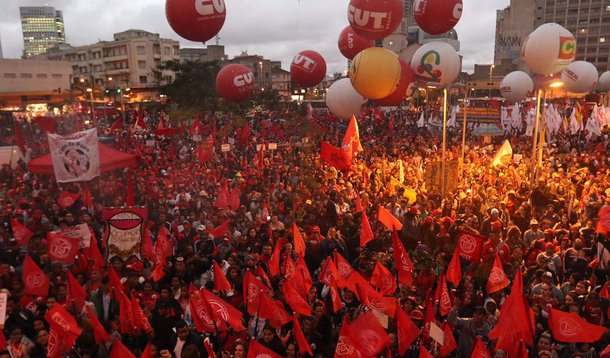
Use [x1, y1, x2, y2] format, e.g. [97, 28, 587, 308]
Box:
[441, 88, 448, 196]
[460, 89, 468, 180]
[529, 88, 543, 200]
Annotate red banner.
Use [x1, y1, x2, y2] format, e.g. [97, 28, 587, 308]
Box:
[457, 230, 484, 262]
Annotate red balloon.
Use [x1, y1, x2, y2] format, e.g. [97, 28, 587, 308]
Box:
[347, 0, 404, 40]
[166, 0, 226, 42]
[338, 26, 375, 60]
[375, 60, 415, 106]
[290, 50, 327, 88]
[413, 0, 463, 35]
[215, 64, 255, 103]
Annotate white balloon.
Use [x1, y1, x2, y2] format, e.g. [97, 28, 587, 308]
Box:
[598, 71, 610, 91]
[410, 42, 461, 85]
[561, 61, 598, 94]
[500, 71, 534, 102]
[325, 78, 366, 119]
[522, 23, 576, 75]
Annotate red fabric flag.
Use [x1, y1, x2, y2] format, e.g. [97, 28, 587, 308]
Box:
[44, 304, 82, 348]
[204, 338, 217, 358]
[435, 274, 452, 316]
[486, 255, 510, 293]
[118, 291, 136, 334]
[457, 230, 484, 262]
[283, 254, 298, 281]
[247, 339, 283, 358]
[440, 322, 457, 357]
[141, 228, 155, 263]
[345, 311, 391, 357]
[208, 219, 230, 239]
[320, 141, 351, 171]
[58, 191, 80, 208]
[32, 116, 56, 132]
[201, 288, 246, 331]
[110, 339, 136, 358]
[292, 223, 306, 258]
[190, 297, 226, 333]
[131, 297, 153, 334]
[47, 323, 73, 358]
[597, 206, 610, 234]
[516, 340, 529, 358]
[420, 343, 434, 358]
[156, 226, 173, 259]
[355, 282, 397, 318]
[14, 121, 26, 156]
[87, 236, 105, 271]
[283, 280, 311, 316]
[548, 307, 606, 342]
[333, 251, 354, 282]
[377, 205, 403, 230]
[47, 231, 78, 264]
[109, 117, 123, 131]
[133, 111, 147, 131]
[370, 261, 397, 295]
[66, 271, 87, 310]
[296, 256, 313, 293]
[214, 181, 230, 210]
[198, 135, 215, 163]
[601, 344, 610, 358]
[334, 318, 360, 358]
[229, 187, 240, 210]
[343, 270, 369, 296]
[396, 306, 420, 355]
[355, 192, 364, 213]
[470, 337, 490, 358]
[213, 261, 232, 291]
[189, 115, 204, 135]
[109, 267, 124, 298]
[125, 175, 135, 206]
[255, 265, 271, 288]
[149, 255, 166, 282]
[319, 257, 342, 288]
[392, 230, 414, 286]
[329, 285, 343, 313]
[85, 306, 111, 344]
[268, 238, 282, 277]
[360, 210, 375, 247]
[258, 294, 291, 329]
[83, 184, 94, 213]
[237, 122, 251, 146]
[342, 115, 363, 156]
[445, 246, 462, 287]
[23, 255, 50, 297]
[10, 218, 33, 245]
[293, 314, 314, 356]
[243, 270, 270, 315]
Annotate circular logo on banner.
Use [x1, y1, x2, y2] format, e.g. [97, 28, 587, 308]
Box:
[441, 292, 451, 307]
[47, 329, 60, 357]
[195, 304, 214, 327]
[50, 237, 73, 259]
[50, 312, 70, 331]
[382, 276, 395, 292]
[489, 267, 504, 283]
[60, 196, 75, 207]
[208, 299, 229, 326]
[247, 284, 260, 304]
[459, 235, 476, 254]
[336, 336, 356, 356]
[558, 317, 581, 337]
[337, 263, 352, 277]
[62, 148, 91, 178]
[26, 272, 46, 288]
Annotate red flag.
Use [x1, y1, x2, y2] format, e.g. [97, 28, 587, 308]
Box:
[237, 122, 251, 146]
[47, 232, 78, 264]
[268, 238, 282, 277]
[247, 339, 283, 358]
[470, 337, 490, 358]
[355, 282, 397, 318]
[320, 141, 351, 171]
[191, 297, 226, 333]
[125, 175, 135, 206]
[213, 261, 232, 291]
[141, 228, 155, 262]
[355, 192, 364, 213]
[319, 257, 342, 288]
[258, 295, 291, 329]
[396, 307, 420, 355]
[58, 191, 80, 208]
[486, 255, 510, 293]
[446, 246, 462, 287]
[118, 291, 135, 334]
[329, 285, 343, 313]
[208, 219, 230, 238]
[345, 311, 391, 357]
[597, 206, 610, 234]
[110, 339, 136, 358]
[457, 230, 484, 262]
[343, 270, 370, 297]
[14, 121, 26, 156]
[201, 288, 246, 331]
[10, 218, 33, 246]
[243, 271, 270, 315]
[229, 187, 240, 210]
[440, 322, 457, 356]
[283, 280, 311, 316]
[292, 223, 306, 258]
[420, 343, 434, 358]
[333, 252, 354, 282]
[601, 344, 610, 358]
[44, 304, 82, 348]
[548, 307, 606, 342]
[109, 117, 123, 131]
[85, 306, 111, 344]
[360, 210, 374, 247]
[82, 184, 94, 212]
[436, 274, 452, 316]
[516, 340, 529, 358]
[255, 265, 271, 288]
[334, 318, 360, 358]
[133, 111, 147, 131]
[66, 271, 87, 309]
[32, 116, 56, 132]
[342, 115, 363, 156]
[377, 205, 403, 230]
[204, 338, 217, 358]
[214, 181, 230, 210]
[392, 230, 414, 286]
[131, 297, 153, 334]
[23, 255, 50, 297]
[189, 115, 204, 135]
[370, 261, 397, 295]
[296, 256, 313, 293]
[156, 226, 173, 259]
[198, 135, 215, 163]
[86, 236, 105, 271]
[47, 323, 72, 358]
[293, 314, 314, 356]
[109, 267, 124, 298]
[149, 255, 166, 282]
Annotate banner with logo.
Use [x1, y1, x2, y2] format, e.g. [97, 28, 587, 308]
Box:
[102, 208, 148, 263]
[48, 128, 100, 183]
[61, 223, 92, 249]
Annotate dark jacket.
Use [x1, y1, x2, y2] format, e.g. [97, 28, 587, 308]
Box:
[169, 331, 207, 358]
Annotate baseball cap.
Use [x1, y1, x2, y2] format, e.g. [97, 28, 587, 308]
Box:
[490, 208, 499, 215]
[543, 271, 553, 278]
[197, 225, 206, 232]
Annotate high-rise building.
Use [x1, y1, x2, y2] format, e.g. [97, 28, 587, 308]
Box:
[20, 6, 65, 58]
[495, 0, 610, 72]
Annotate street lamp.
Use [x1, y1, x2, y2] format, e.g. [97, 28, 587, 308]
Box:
[489, 65, 495, 98]
[259, 61, 264, 90]
[86, 88, 94, 121]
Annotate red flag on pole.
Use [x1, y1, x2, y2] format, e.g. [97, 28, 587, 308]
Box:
[396, 306, 420, 355]
[377, 205, 403, 230]
[437, 274, 453, 316]
[342, 115, 363, 156]
[283, 280, 311, 316]
[257, 295, 291, 329]
[10, 218, 33, 245]
[131, 297, 153, 333]
[355, 282, 397, 318]
[293, 314, 313, 356]
[247, 339, 283, 358]
[58, 191, 80, 208]
[548, 307, 606, 342]
[243, 270, 270, 315]
[85, 306, 111, 344]
[334, 318, 360, 358]
[320, 141, 351, 171]
[44, 304, 82, 348]
[109, 117, 123, 131]
[345, 311, 391, 357]
[208, 219, 230, 239]
[486, 255, 510, 293]
[319, 257, 342, 288]
[201, 288, 246, 331]
[470, 337, 491, 358]
[23, 255, 50, 297]
[268, 239, 282, 277]
[292, 223, 306, 258]
[47, 232, 78, 264]
[420, 343, 435, 358]
[110, 339, 136, 358]
[370, 261, 397, 295]
[213, 261, 232, 291]
[446, 246, 462, 287]
[66, 271, 87, 310]
[457, 230, 484, 262]
[333, 251, 354, 282]
[440, 322, 457, 357]
[359, 210, 374, 247]
[392, 230, 414, 286]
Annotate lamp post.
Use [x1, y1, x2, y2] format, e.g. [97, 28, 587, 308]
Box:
[460, 88, 471, 179]
[259, 61, 264, 90]
[489, 65, 495, 98]
[86, 88, 94, 121]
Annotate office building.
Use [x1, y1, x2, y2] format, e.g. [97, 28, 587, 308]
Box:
[20, 6, 65, 58]
[180, 45, 227, 63]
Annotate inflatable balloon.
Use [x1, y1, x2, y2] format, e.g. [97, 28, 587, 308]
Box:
[561, 61, 598, 94]
[215, 64, 255, 103]
[410, 42, 461, 85]
[347, 0, 404, 40]
[376, 60, 415, 106]
[338, 25, 375, 60]
[499, 71, 533, 102]
[413, 0, 463, 35]
[166, 0, 226, 42]
[522, 23, 576, 75]
[598, 71, 610, 91]
[290, 50, 327, 88]
[349, 47, 401, 100]
[326, 78, 366, 119]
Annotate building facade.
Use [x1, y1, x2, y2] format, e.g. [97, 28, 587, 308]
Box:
[230, 52, 273, 91]
[180, 45, 227, 63]
[20, 6, 65, 58]
[0, 59, 72, 106]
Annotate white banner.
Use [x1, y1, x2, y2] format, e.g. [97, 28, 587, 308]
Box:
[48, 128, 100, 183]
[61, 223, 92, 249]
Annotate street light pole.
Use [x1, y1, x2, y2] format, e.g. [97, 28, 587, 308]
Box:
[489, 65, 495, 98]
[87, 88, 94, 122]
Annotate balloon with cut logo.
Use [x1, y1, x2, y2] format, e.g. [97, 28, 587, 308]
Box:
[561, 61, 597, 94]
[349, 47, 401, 100]
[410, 41, 460, 85]
[215, 64, 255, 103]
[522, 23, 576, 75]
[347, 0, 404, 40]
[326, 78, 367, 119]
[166, 0, 226, 42]
[338, 25, 375, 60]
[413, 0, 463, 35]
[598, 71, 610, 91]
[290, 50, 327, 88]
[376, 59, 415, 106]
[500, 71, 534, 102]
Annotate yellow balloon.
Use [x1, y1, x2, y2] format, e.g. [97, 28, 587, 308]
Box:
[349, 47, 401, 100]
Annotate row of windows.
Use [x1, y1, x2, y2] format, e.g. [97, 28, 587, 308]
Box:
[3, 73, 63, 79]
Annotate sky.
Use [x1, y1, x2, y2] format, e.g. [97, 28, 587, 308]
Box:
[0, 0, 511, 74]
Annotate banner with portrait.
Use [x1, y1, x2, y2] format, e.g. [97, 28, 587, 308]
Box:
[48, 128, 100, 183]
[102, 208, 148, 263]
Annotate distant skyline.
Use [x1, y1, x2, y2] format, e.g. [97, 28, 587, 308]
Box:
[0, 0, 510, 73]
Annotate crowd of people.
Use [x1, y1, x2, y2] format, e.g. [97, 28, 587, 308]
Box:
[0, 101, 609, 358]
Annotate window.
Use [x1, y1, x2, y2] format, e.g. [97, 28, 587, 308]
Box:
[139, 76, 148, 84]
[138, 60, 146, 69]
[36, 73, 48, 78]
[52, 74, 62, 79]
[3, 73, 16, 78]
[137, 46, 146, 55]
[164, 47, 170, 55]
[601, 37, 606, 43]
[20, 73, 32, 78]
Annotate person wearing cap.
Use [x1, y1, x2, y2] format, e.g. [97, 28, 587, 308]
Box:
[524, 218, 544, 247]
[536, 242, 562, 276]
[305, 226, 324, 272]
[479, 207, 502, 238]
[482, 221, 510, 263]
[531, 271, 564, 302]
[448, 301, 492, 357]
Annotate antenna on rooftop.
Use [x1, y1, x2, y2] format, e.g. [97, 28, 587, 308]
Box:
[215, 35, 220, 45]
